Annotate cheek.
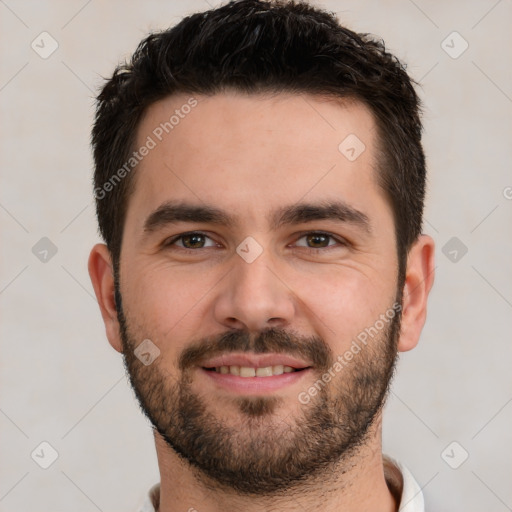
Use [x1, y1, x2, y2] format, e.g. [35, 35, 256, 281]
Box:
[286, 268, 392, 350]
[123, 247, 397, 361]
[128, 260, 208, 312]
[123, 262, 221, 354]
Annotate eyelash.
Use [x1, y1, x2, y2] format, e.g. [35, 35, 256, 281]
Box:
[162, 231, 348, 253]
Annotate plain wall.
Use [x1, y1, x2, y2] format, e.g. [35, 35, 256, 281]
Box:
[1, 1, 511, 510]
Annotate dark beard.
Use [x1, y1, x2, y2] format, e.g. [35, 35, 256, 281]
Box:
[115, 280, 401, 496]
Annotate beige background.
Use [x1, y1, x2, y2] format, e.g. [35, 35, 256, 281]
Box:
[1, 1, 511, 510]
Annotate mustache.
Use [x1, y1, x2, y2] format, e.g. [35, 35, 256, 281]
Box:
[179, 327, 332, 371]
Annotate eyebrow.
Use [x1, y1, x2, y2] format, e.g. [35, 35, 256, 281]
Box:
[142, 199, 371, 236]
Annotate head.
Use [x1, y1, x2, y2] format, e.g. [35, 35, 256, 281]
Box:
[88, 0, 434, 496]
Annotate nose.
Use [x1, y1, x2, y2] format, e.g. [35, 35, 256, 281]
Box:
[213, 246, 296, 332]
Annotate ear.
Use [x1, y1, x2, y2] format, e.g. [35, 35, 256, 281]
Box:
[397, 234, 435, 352]
[88, 243, 123, 353]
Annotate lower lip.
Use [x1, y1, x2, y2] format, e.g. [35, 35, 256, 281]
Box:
[200, 368, 311, 394]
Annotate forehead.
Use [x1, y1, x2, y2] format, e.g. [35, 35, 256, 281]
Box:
[125, 91, 387, 234]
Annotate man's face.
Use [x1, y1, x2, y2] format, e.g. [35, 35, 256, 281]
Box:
[116, 92, 401, 493]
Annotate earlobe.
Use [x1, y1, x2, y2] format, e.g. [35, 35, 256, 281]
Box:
[88, 243, 124, 353]
[397, 235, 435, 352]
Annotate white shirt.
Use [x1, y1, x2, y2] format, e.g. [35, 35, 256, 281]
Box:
[136, 456, 424, 512]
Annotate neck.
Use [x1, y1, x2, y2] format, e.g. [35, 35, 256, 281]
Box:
[153, 426, 397, 512]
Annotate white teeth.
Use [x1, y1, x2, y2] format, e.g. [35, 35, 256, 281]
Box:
[213, 364, 298, 377]
[240, 366, 256, 377]
[272, 365, 284, 375]
[256, 366, 273, 377]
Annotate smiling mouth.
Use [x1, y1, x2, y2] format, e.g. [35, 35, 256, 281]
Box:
[203, 365, 309, 377]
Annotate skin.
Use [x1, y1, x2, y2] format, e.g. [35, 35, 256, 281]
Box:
[89, 91, 435, 512]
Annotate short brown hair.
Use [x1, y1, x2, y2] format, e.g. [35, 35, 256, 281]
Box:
[92, 0, 426, 284]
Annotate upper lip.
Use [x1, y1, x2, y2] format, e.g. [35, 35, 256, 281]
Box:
[200, 353, 312, 370]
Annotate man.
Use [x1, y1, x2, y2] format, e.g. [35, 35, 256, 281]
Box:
[88, 1, 435, 510]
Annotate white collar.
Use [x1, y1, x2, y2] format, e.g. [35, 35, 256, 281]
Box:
[384, 456, 425, 512]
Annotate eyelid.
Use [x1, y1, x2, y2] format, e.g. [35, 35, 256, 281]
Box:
[292, 231, 349, 250]
[163, 230, 348, 251]
[163, 230, 218, 249]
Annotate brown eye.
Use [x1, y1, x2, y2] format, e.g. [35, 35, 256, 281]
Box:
[181, 233, 207, 249]
[165, 232, 217, 250]
[294, 232, 343, 250]
[305, 233, 330, 248]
